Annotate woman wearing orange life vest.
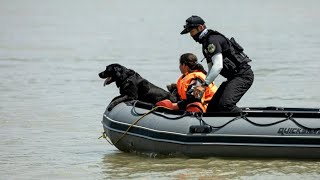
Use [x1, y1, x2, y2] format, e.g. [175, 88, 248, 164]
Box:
[157, 53, 217, 112]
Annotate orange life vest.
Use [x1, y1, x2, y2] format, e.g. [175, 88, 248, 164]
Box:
[176, 71, 218, 112]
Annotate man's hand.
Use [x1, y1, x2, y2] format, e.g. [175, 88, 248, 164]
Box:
[193, 85, 206, 99]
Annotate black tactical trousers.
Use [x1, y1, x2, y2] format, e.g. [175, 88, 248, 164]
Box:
[206, 68, 254, 113]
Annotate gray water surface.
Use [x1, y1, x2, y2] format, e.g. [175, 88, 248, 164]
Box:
[1, 0, 320, 179]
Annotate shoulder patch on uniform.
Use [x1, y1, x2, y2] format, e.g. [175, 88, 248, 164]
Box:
[207, 44, 216, 53]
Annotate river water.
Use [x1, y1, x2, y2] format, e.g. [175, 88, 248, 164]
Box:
[1, 0, 320, 179]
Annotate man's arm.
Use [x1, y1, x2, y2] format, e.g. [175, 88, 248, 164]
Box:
[204, 53, 223, 85]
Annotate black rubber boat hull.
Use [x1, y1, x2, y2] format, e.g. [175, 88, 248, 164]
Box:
[102, 101, 320, 158]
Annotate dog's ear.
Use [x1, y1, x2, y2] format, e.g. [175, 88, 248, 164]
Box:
[115, 72, 121, 78]
[114, 66, 120, 71]
[114, 66, 122, 78]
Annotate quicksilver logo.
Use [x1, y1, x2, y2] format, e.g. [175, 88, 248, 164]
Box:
[278, 128, 320, 135]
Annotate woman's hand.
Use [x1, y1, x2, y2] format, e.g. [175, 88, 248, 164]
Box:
[193, 85, 206, 99]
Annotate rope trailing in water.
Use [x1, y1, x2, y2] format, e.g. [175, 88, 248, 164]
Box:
[98, 132, 106, 139]
[98, 132, 113, 145]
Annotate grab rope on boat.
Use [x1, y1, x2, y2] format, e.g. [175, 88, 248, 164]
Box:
[112, 105, 161, 145]
[132, 100, 189, 120]
[113, 101, 185, 145]
[200, 112, 320, 131]
[101, 101, 320, 144]
[100, 102, 188, 146]
[133, 100, 320, 131]
[108, 101, 203, 145]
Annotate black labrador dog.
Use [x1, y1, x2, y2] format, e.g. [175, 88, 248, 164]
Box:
[99, 63, 177, 110]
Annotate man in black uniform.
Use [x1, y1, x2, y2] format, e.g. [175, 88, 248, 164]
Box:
[180, 15, 254, 112]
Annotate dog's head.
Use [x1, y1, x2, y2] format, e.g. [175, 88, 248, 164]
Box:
[99, 63, 133, 86]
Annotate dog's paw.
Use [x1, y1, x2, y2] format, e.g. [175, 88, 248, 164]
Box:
[166, 83, 177, 93]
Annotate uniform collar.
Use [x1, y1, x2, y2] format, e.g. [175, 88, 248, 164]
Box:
[199, 29, 208, 40]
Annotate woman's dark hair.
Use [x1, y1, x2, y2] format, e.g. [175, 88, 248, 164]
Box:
[179, 53, 207, 74]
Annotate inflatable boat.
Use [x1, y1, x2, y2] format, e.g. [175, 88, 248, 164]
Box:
[101, 100, 320, 158]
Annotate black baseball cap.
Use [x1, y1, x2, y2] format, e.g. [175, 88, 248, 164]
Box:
[180, 15, 205, 34]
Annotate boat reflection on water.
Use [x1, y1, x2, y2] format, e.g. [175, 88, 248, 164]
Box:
[101, 152, 320, 179]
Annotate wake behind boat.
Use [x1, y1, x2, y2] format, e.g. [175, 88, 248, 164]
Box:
[101, 100, 320, 158]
